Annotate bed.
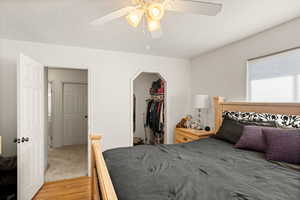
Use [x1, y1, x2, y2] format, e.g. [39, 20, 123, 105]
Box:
[90, 97, 300, 200]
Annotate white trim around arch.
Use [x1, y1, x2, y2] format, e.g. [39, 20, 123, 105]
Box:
[129, 69, 168, 146]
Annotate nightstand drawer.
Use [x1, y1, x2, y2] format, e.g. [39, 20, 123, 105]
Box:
[174, 128, 214, 144]
[176, 130, 200, 140]
[175, 133, 194, 143]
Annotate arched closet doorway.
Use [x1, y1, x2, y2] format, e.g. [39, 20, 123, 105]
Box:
[131, 72, 167, 146]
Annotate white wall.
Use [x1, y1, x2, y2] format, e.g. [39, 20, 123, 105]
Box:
[0, 42, 17, 157]
[190, 17, 300, 128]
[48, 68, 88, 148]
[133, 73, 160, 142]
[0, 38, 190, 155]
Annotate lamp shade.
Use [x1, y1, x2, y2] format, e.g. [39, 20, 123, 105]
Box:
[194, 95, 209, 109]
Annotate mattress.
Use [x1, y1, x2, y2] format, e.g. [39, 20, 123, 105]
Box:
[103, 138, 300, 200]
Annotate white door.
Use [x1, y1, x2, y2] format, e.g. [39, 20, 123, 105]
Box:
[17, 54, 44, 200]
[63, 83, 88, 146]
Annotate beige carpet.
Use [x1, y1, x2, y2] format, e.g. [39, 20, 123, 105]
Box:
[45, 144, 88, 182]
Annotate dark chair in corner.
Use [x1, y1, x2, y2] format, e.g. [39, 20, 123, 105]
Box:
[0, 156, 17, 200]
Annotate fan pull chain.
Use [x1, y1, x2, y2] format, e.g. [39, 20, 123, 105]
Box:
[140, 15, 152, 50]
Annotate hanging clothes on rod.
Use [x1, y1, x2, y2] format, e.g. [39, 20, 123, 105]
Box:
[145, 79, 165, 144]
[146, 99, 164, 144]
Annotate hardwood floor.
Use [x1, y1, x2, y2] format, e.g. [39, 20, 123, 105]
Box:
[33, 176, 91, 200]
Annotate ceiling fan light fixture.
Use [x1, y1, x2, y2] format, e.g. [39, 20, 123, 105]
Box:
[90, 0, 223, 39]
[126, 9, 144, 27]
[147, 19, 160, 32]
[131, 0, 140, 5]
[148, 3, 164, 21]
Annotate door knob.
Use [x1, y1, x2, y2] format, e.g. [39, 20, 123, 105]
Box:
[84, 115, 88, 119]
[21, 137, 30, 143]
[14, 138, 21, 144]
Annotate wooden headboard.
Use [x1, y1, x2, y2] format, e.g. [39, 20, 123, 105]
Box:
[213, 96, 300, 132]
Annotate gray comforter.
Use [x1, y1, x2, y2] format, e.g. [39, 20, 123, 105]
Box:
[103, 138, 300, 200]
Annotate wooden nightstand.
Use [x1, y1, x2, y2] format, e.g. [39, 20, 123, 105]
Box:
[174, 128, 215, 144]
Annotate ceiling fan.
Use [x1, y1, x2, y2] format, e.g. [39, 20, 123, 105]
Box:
[90, 0, 223, 38]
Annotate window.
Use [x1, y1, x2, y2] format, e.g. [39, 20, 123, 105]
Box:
[247, 48, 300, 102]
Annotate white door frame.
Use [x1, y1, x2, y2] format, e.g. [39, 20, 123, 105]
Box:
[47, 80, 54, 148]
[129, 69, 168, 146]
[45, 66, 93, 177]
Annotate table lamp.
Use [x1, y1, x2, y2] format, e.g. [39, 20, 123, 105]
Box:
[194, 95, 209, 129]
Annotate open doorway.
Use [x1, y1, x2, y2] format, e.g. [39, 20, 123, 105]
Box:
[132, 72, 167, 145]
[45, 68, 88, 182]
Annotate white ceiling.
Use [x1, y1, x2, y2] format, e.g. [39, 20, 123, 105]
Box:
[1, 0, 300, 59]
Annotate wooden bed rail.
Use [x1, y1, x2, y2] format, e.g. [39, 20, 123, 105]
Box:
[90, 135, 118, 200]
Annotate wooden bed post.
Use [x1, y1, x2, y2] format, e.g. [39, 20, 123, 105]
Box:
[213, 96, 224, 133]
[90, 135, 118, 200]
[90, 135, 102, 200]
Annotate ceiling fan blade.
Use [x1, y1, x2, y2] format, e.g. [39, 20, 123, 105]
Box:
[151, 28, 163, 39]
[166, 0, 222, 16]
[90, 6, 139, 26]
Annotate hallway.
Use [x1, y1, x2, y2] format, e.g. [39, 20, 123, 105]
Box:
[45, 145, 88, 182]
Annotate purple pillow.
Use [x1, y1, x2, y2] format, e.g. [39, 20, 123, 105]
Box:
[262, 128, 300, 164]
[235, 126, 271, 152]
